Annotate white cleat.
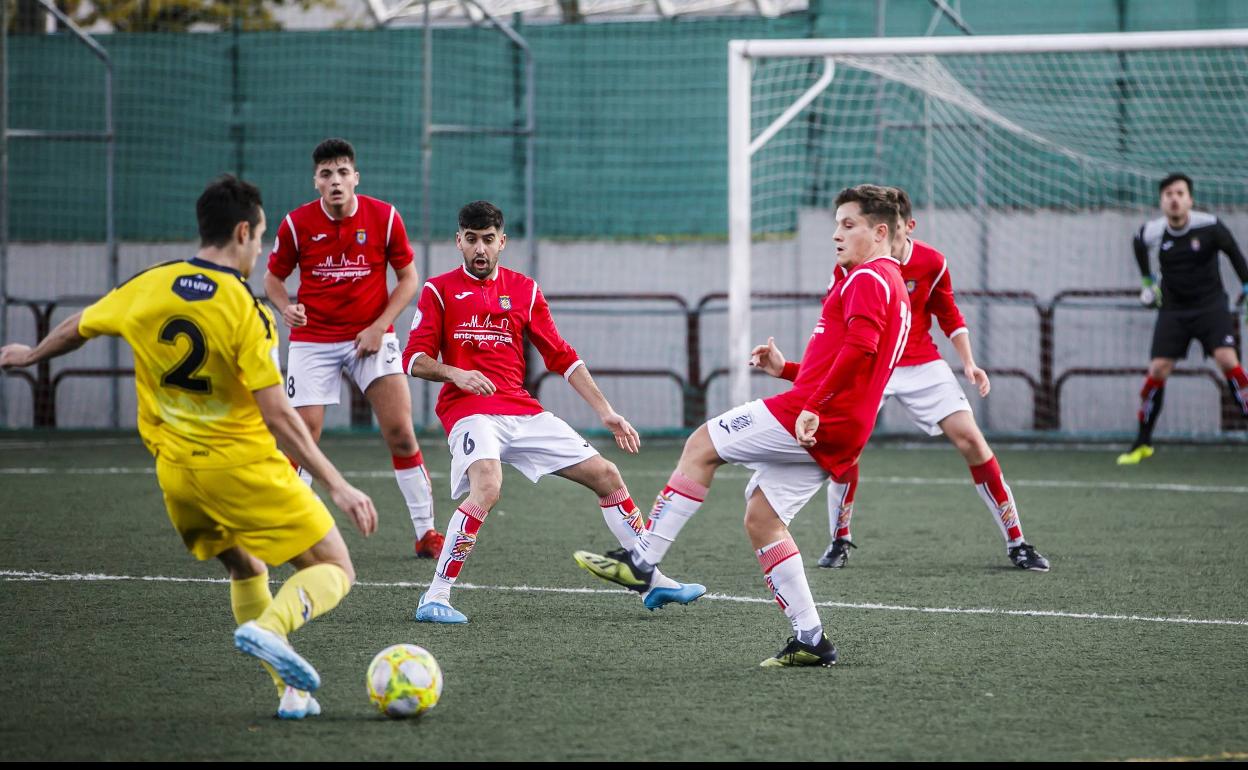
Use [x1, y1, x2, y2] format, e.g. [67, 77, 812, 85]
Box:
[233, 620, 321, 692]
[276, 686, 322, 720]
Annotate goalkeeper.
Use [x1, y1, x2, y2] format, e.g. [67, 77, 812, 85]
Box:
[1119, 172, 1248, 465]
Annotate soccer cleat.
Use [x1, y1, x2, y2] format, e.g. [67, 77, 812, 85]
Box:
[414, 592, 468, 624]
[414, 529, 445, 559]
[643, 582, 707, 611]
[816, 537, 857, 569]
[233, 621, 321, 692]
[760, 633, 838, 668]
[572, 548, 654, 593]
[1008, 543, 1051, 572]
[1116, 445, 1154, 465]
[276, 686, 322, 720]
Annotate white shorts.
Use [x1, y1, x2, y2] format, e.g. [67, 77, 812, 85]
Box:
[883, 359, 971, 437]
[285, 333, 403, 408]
[446, 412, 599, 500]
[707, 400, 829, 526]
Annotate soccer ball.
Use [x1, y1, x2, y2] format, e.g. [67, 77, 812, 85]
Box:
[366, 644, 443, 719]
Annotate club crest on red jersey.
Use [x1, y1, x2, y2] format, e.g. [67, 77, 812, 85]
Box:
[905, 280, 917, 294]
[356, 228, 367, 245]
[499, 295, 512, 310]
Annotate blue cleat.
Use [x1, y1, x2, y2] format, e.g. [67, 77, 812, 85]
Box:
[414, 592, 468, 624]
[643, 582, 707, 611]
[276, 686, 321, 720]
[233, 621, 321, 692]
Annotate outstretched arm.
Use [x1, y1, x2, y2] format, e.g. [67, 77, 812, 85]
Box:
[0, 311, 88, 369]
[566, 365, 640, 454]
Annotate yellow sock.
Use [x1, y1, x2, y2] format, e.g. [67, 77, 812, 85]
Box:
[230, 573, 285, 696]
[256, 563, 351, 638]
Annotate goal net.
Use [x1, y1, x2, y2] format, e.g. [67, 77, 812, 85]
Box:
[727, 30, 1248, 439]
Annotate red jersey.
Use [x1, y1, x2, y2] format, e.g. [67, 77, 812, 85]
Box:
[766, 255, 910, 478]
[267, 194, 414, 343]
[402, 265, 583, 433]
[832, 239, 966, 368]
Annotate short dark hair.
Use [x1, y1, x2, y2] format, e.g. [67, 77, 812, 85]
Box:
[197, 174, 263, 248]
[834, 184, 901, 237]
[891, 186, 913, 222]
[459, 200, 505, 231]
[313, 137, 355, 168]
[1159, 172, 1192, 195]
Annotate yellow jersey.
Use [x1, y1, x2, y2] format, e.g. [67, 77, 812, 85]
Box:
[79, 258, 284, 468]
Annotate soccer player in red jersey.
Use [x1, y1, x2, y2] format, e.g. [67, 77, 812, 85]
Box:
[402, 200, 705, 623]
[575, 185, 910, 667]
[755, 187, 1049, 572]
[264, 138, 442, 558]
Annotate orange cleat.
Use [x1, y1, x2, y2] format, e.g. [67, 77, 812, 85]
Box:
[414, 529, 445, 559]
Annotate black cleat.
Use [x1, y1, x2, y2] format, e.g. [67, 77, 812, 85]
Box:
[760, 633, 838, 668]
[1008, 543, 1050, 572]
[817, 537, 856, 569]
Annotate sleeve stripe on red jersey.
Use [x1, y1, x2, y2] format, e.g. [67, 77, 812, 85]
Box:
[386, 206, 396, 249]
[928, 258, 948, 299]
[423, 281, 444, 309]
[284, 214, 298, 250]
[563, 360, 585, 381]
[949, 327, 968, 339]
[841, 267, 890, 304]
[269, 233, 280, 256]
[529, 283, 538, 314]
[407, 351, 427, 377]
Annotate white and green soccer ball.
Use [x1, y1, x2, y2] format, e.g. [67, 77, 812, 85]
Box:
[366, 644, 443, 719]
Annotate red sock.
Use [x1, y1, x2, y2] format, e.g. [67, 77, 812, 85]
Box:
[1138, 376, 1165, 422]
[392, 450, 424, 470]
[828, 465, 858, 541]
[969, 457, 1024, 547]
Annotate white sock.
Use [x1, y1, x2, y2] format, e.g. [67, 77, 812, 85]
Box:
[632, 471, 708, 569]
[426, 502, 487, 604]
[393, 454, 435, 535]
[296, 466, 314, 487]
[598, 488, 680, 591]
[757, 538, 822, 644]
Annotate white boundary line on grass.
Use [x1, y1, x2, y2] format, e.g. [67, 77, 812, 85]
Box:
[2, 465, 1247, 495]
[3, 569, 1246, 628]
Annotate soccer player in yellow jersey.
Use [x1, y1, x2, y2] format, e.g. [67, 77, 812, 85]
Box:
[0, 175, 378, 720]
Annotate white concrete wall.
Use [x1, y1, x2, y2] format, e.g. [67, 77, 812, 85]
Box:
[5, 207, 1248, 439]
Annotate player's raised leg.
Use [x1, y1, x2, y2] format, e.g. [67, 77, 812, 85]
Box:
[574, 424, 722, 593]
[1118, 358, 1171, 465]
[939, 410, 1049, 572]
[364, 370, 441, 557]
[817, 465, 858, 569]
[558, 455, 705, 610]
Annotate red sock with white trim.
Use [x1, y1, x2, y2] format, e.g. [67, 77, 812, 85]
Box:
[393, 451, 435, 536]
[425, 502, 488, 604]
[757, 538, 822, 645]
[1226, 366, 1248, 417]
[599, 487, 681, 591]
[631, 471, 707, 569]
[827, 465, 858, 541]
[969, 457, 1025, 550]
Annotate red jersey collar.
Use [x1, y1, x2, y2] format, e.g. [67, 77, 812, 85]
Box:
[319, 195, 359, 222]
[461, 264, 500, 286]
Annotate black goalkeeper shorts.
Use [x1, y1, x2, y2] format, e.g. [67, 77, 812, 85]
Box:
[1149, 306, 1238, 359]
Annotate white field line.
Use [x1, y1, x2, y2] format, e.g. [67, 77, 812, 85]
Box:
[2, 569, 1245, 628]
[1, 465, 1246, 495]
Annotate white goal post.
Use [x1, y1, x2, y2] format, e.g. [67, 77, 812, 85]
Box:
[726, 28, 1248, 411]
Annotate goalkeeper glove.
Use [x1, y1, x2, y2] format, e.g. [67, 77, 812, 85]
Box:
[1139, 276, 1161, 308]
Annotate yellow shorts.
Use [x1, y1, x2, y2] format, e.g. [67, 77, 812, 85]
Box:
[156, 451, 335, 567]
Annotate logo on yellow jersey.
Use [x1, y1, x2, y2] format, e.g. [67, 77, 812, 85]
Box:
[172, 273, 218, 302]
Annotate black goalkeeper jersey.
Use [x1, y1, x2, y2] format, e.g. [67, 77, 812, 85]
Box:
[1133, 211, 1248, 311]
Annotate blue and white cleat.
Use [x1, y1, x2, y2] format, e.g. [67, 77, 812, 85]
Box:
[233, 620, 321, 692]
[276, 686, 322, 720]
[643, 582, 707, 611]
[414, 592, 468, 624]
